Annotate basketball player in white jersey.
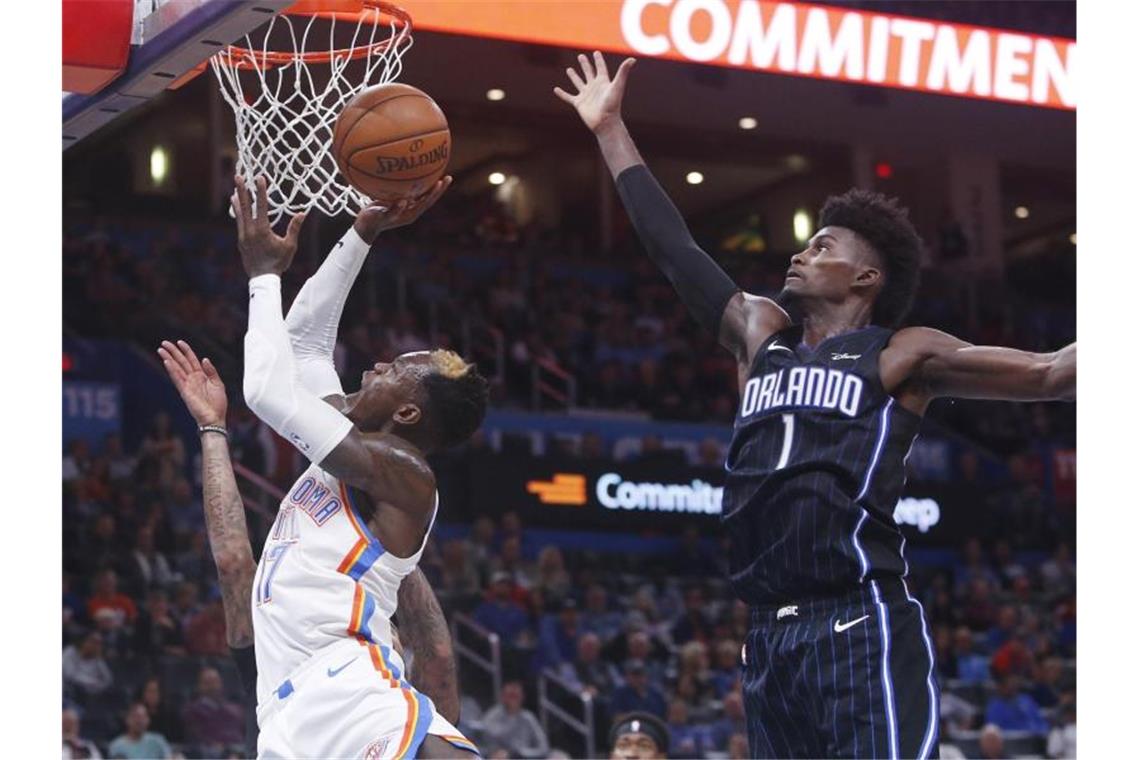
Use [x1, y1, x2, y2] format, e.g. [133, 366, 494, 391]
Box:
[231, 174, 487, 759]
[158, 338, 464, 753]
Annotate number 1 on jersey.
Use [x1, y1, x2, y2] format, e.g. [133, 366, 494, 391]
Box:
[776, 413, 795, 469]
[256, 544, 291, 605]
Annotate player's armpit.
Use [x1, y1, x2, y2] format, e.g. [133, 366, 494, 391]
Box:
[723, 292, 792, 367]
[888, 327, 1076, 404]
[318, 430, 436, 517]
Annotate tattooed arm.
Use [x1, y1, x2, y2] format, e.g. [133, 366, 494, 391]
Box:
[397, 568, 460, 724]
[159, 340, 256, 648]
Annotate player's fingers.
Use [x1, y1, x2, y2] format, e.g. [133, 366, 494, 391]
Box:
[177, 339, 204, 372]
[202, 357, 220, 380]
[553, 86, 576, 104]
[255, 176, 270, 224]
[593, 50, 609, 80]
[285, 212, 306, 245]
[613, 57, 637, 92]
[577, 53, 595, 80]
[234, 175, 252, 225]
[161, 340, 195, 375]
[156, 349, 185, 384]
[230, 192, 246, 239]
[565, 68, 585, 93]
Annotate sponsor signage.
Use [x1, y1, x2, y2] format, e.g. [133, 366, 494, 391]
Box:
[411, 0, 1074, 109]
[62, 381, 122, 444]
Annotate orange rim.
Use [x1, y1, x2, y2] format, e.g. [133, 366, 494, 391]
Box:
[215, 0, 411, 70]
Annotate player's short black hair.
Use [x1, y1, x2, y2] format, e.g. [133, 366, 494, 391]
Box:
[421, 350, 490, 450]
[818, 189, 923, 327]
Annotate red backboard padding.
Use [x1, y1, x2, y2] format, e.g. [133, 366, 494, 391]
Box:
[62, 0, 134, 94]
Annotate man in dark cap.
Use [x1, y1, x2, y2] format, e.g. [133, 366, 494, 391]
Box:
[610, 711, 669, 759]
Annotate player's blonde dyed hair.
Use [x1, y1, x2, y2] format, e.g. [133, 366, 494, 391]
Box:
[429, 349, 473, 379]
[421, 350, 489, 449]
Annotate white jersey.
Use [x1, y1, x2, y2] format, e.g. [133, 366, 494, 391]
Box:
[252, 462, 438, 710]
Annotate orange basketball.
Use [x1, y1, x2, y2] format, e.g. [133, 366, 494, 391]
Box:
[331, 83, 450, 203]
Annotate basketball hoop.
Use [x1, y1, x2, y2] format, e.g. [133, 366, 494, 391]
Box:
[210, 1, 413, 224]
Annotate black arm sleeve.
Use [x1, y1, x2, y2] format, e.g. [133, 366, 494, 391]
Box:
[615, 164, 739, 335]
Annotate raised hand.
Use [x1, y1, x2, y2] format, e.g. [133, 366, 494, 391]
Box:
[353, 176, 453, 244]
[232, 175, 306, 277]
[158, 340, 228, 427]
[554, 51, 636, 133]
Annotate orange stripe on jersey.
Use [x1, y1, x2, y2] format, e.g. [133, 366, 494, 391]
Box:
[367, 643, 399, 689]
[340, 482, 369, 538]
[346, 583, 363, 637]
[336, 538, 369, 575]
[394, 688, 419, 759]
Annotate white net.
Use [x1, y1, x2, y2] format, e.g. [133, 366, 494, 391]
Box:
[210, 3, 412, 225]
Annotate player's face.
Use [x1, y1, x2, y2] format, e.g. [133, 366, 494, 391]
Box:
[783, 226, 878, 302]
[611, 733, 664, 760]
[354, 351, 435, 427]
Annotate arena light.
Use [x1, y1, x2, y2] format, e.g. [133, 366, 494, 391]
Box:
[875, 161, 893, 179]
[793, 209, 812, 243]
[786, 154, 807, 172]
[1014, 205, 1030, 219]
[1069, 232, 1077, 245]
[686, 171, 704, 185]
[738, 116, 758, 130]
[488, 172, 506, 185]
[485, 88, 506, 101]
[150, 146, 168, 185]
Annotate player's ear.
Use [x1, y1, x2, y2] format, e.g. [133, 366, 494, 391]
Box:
[393, 403, 422, 426]
[853, 265, 882, 293]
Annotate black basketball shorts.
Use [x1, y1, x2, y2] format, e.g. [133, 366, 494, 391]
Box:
[740, 576, 941, 759]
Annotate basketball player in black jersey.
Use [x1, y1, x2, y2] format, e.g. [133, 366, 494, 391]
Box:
[557, 53, 1076, 759]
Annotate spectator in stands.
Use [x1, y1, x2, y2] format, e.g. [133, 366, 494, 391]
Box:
[537, 597, 582, 672]
[664, 698, 712, 759]
[139, 677, 182, 744]
[991, 636, 1034, 680]
[438, 539, 481, 600]
[1029, 656, 1065, 709]
[726, 732, 749, 760]
[669, 527, 718, 578]
[138, 412, 185, 489]
[62, 707, 102, 760]
[166, 477, 204, 540]
[185, 592, 229, 656]
[63, 439, 93, 485]
[474, 571, 534, 646]
[563, 632, 621, 697]
[963, 577, 998, 632]
[171, 580, 202, 629]
[956, 537, 1000, 594]
[182, 666, 245, 756]
[175, 529, 214, 582]
[103, 433, 137, 482]
[611, 660, 667, 718]
[581, 583, 624, 645]
[709, 690, 747, 751]
[608, 711, 668, 760]
[125, 523, 176, 594]
[481, 681, 550, 759]
[985, 674, 1049, 733]
[987, 605, 1020, 650]
[978, 723, 1006, 759]
[535, 546, 573, 599]
[133, 589, 187, 657]
[1039, 542, 1076, 597]
[1047, 702, 1076, 759]
[949, 625, 991, 684]
[675, 641, 716, 707]
[63, 630, 113, 700]
[670, 585, 712, 646]
[465, 516, 497, 581]
[696, 438, 723, 468]
[108, 703, 172, 760]
[491, 536, 537, 590]
[992, 540, 1027, 589]
[63, 573, 87, 639]
[78, 516, 124, 579]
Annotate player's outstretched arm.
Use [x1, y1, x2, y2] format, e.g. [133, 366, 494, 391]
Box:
[235, 176, 436, 519]
[285, 179, 452, 404]
[158, 339, 255, 648]
[887, 327, 1076, 407]
[397, 568, 460, 724]
[555, 52, 787, 363]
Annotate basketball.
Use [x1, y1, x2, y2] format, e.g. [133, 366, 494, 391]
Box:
[331, 83, 451, 204]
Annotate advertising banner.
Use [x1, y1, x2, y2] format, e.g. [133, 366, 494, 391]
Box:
[411, 0, 1075, 110]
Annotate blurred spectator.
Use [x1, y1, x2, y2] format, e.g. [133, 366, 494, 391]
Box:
[984, 674, 1048, 733]
[108, 703, 172, 760]
[561, 632, 620, 699]
[955, 538, 1000, 594]
[611, 660, 667, 718]
[581, 583, 625, 646]
[166, 478, 204, 541]
[535, 547, 572, 599]
[473, 571, 533, 647]
[1039, 543, 1076, 596]
[481, 681, 550, 759]
[133, 590, 187, 657]
[947, 625, 990, 684]
[709, 639, 742, 697]
[62, 707, 102, 759]
[438, 539, 481, 599]
[182, 666, 245, 756]
[536, 597, 582, 672]
[138, 412, 185, 489]
[726, 732, 749, 760]
[171, 581, 202, 630]
[990, 637, 1033, 680]
[709, 690, 747, 750]
[103, 433, 138, 482]
[125, 524, 176, 594]
[1047, 702, 1077, 759]
[670, 585, 712, 646]
[63, 630, 113, 699]
[986, 605, 1019, 650]
[669, 527, 718, 578]
[63, 573, 87, 636]
[664, 699, 713, 759]
[978, 723, 1006, 760]
[674, 641, 716, 707]
[962, 578, 998, 632]
[185, 594, 229, 656]
[139, 676, 183, 744]
[464, 516, 497, 581]
[1029, 656, 1065, 709]
[63, 439, 93, 484]
[175, 530, 213, 582]
[491, 536, 536, 590]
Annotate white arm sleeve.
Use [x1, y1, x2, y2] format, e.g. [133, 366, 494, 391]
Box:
[284, 226, 372, 398]
[245, 275, 354, 464]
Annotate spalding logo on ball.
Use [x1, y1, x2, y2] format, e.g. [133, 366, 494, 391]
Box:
[331, 83, 450, 204]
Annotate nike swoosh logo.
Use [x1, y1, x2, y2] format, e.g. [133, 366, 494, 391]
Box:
[768, 344, 794, 354]
[327, 659, 354, 678]
[834, 615, 870, 633]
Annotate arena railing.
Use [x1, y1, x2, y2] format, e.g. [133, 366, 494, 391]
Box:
[538, 667, 596, 759]
[451, 613, 503, 708]
[531, 357, 578, 411]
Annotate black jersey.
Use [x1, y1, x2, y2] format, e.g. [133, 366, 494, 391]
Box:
[722, 324, 923, 606]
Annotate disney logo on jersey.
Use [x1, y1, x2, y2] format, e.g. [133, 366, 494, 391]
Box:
[830, 352, 861, 361]
[739, 367, 865, 419]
